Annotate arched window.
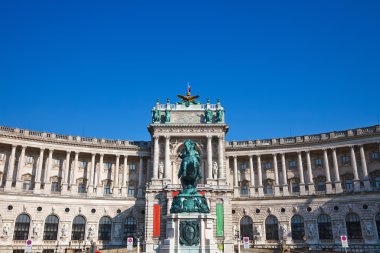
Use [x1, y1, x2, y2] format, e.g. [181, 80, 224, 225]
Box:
[317, 214, 333, 240]
[98, 216, 112, 241]
[346, 213, 362, 239]
[13, 214, 30, 240]
[265, 215, 279, 241]
[43, 215, 59, 240]
[124, 217, 137, 240]
[376, 213, 380, 239]
[291, 215, 305, 240]
[71, 215, 86, 240]
[240, 216, 253, 240]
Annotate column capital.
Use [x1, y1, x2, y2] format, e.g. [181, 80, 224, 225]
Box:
[11, 144, 17, 148]
[330, 147, 336, 151]
[153, 135, 160, 140]
[48, 148, 54, 152]
[74, 151, 79, 155]
[305, 150, 310, 154]
[91, 152, 96, 156]
[115, 154, 120, 158]
[40, 148, 46, 152]
[99, 153, 104, 157]
[358, 144, 364, 148]
[249, 155, 253, 159]
[233, 155, 237, 159]
[66, 150, 72, 154]
[272, 153, 278, 157]
[21, 145, 27, 149]
[256, 154, 261, 158]
[124, 154, 128, 158]
[164, 135, 170, 140]
[206, 135, 213, 139]
[322, 148, 328, 152]
[297, 151, 302, 155]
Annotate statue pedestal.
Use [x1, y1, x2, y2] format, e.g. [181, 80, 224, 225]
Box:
[160, 213, 218, 253]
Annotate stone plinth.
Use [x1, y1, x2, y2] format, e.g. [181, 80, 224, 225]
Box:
[160, 213, 218, 253]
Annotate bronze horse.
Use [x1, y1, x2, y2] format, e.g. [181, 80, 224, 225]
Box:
[178, 139, 202, 189]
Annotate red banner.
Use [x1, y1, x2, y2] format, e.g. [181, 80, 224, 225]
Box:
[172, 191, 180, 197]
[199, 191, 205, 195]
[153, 204, 161, 237]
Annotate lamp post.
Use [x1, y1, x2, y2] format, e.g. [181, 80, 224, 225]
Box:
[135, 228, 144, 253]
[234, 226, 240, 253]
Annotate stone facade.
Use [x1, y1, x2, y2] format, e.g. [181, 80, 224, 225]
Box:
[0, 97, 380, 252]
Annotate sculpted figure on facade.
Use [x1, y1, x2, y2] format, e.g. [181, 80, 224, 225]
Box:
[212, 161, 218, 179]
[216, 109, 223, 123]
[88, 225, 95, 238]
[152, 108, 161, 123]
[255, 225, 262, 239]
[205, 109, 213, 123]
[165, 109, 171, 123]
[307, 223, 315, 238]
[2, 224, 10, 238]
[365, 221, 374, 237]
[61, 224, 68, 238]
[159, 161, 164, 179]
[280, 224, 288, 239]
[32, 223, 40, 238]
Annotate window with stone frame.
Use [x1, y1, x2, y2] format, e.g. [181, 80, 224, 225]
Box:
[25, 156, 34, 165]
[345, 213, 363, 239]
[370, 171, 380, 189]
[289, 178, 300, 194]
[22, 174, 33, 191]
[50, 177, 61, 192]
[371, 151, 379, 161]
[240, 162, 247, 171]
[124, 217, 137, 241]
[13, 213, 31, 240]
[80, 161, 88, 169]
[341, 154, 350, 165]
[264, 179, 273, 195]
[315, 176, 327, 192]
[98, 216, 112, 241]
[264, 161, 272, 170]
[53, 159, 61, 167]
[289, 159, 297, 170]
[240, 180, 248, 196]
[128, 182, 135, 196]
[103, 180, 112, 194]
[317, 214, 333, 240]
[240, 216, 253, 240]
[129, 162, 136, 171]
[342, 174, 354, 191]
[43, 215, 59, 240]
[376, 213, 380, 239]
[77, 178, 87, 193]
[291, 215, 305, 240]
[71, 215, 86, 240]
[265, 215, 279, 241]
[106, 161, 112, 171]
[314, 158, 323, 167]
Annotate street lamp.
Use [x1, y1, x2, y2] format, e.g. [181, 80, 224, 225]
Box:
[233, 226, 241, 253]
[135, 228, 144, 253]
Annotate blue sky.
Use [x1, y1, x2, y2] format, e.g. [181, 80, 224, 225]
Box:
[0, 1, 379, 141]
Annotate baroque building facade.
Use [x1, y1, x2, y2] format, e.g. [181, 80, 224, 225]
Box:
[0, 95, 380, 252]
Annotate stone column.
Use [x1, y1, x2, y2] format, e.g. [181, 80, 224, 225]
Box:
[113, 155, 120, 195]
[15, 145, 27, 190]
[34, 148, 45, 193]
[281, 153, 289, 196]
[138, 157, 144, 197]
[121, 155, 128, 196]
[323, 149, 333, 194]
[207, 136, 213, 180]
[5, 145, 17, 191]
[297, 152, 306, 195]
[273, 153, 280, 196]
[62, 151, 71, 194]
[305, 151, 315, 194]
[218, 135, 225, 182]
[164, 136, 170, 180]
[350, 146, 360, 192]
[96, 154, 104, 196]
[233, 156, 238, 196]
[70, 152, 79, 194]
[257, 155, 264, 197]
[331, 148, 342, 193]
[249, 155, 255, 196]
[359, 145, 370, 190]
[44, 149, 54, 193]
[153, 136, 159, 179]
[88, 153, 95, 194]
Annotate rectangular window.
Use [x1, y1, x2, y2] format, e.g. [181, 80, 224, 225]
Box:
[289, 160, 297, 169]
[54, 159, 61, 167]
[317, 181, 326, 192]
[240, 162, 247, 171]
[341, 155, 350, 165]
[104, 185, 111, 194]
[51, 182, 60, 192]
[78, 183, 86, 193]
[315, 158, 322, 167]
[292, 183, 300, 193]
[264, 162, 271, 170]
[23, 181, 31, 191]
[81, 161, 88, 169]
[265, 185, 273, 195]
[345, 180, 353, 191]
[241, 186, 248, 195]
[26, 156, 34, 164]
[128, 186, 135, 196]
[371, 151, 379, 161]
[129, 163, 136, 171]
[106, 162, 112, 170]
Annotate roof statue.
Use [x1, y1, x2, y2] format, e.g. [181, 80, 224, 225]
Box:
[177, 83, 200, 107]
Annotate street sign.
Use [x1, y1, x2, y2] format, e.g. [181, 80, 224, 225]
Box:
[341, 235, 348, 248]
[127, 237, 133, 250]
[243, 236, 249, 249]
[25, 239, 33, 253]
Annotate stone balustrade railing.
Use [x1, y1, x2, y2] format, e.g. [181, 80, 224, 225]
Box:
[157, 103, 219, 110]
[0, 126, 150, 148]
[226, 125, 380, 148]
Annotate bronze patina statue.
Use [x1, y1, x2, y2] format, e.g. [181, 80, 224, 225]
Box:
[170, 139, 209, 213]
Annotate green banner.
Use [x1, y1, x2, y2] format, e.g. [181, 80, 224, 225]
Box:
[216, 203, 224, 236]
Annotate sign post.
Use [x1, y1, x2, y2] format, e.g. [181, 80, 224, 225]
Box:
[243, 237, 249, 249]
[341, 235, 348, 253]
[25, 239, 32, 253]
[127, 237, 134, 250]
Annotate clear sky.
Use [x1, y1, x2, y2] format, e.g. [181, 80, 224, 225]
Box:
[0, 1, 379, 141]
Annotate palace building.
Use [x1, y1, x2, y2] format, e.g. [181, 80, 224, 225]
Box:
[1, 92, 380, 253]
